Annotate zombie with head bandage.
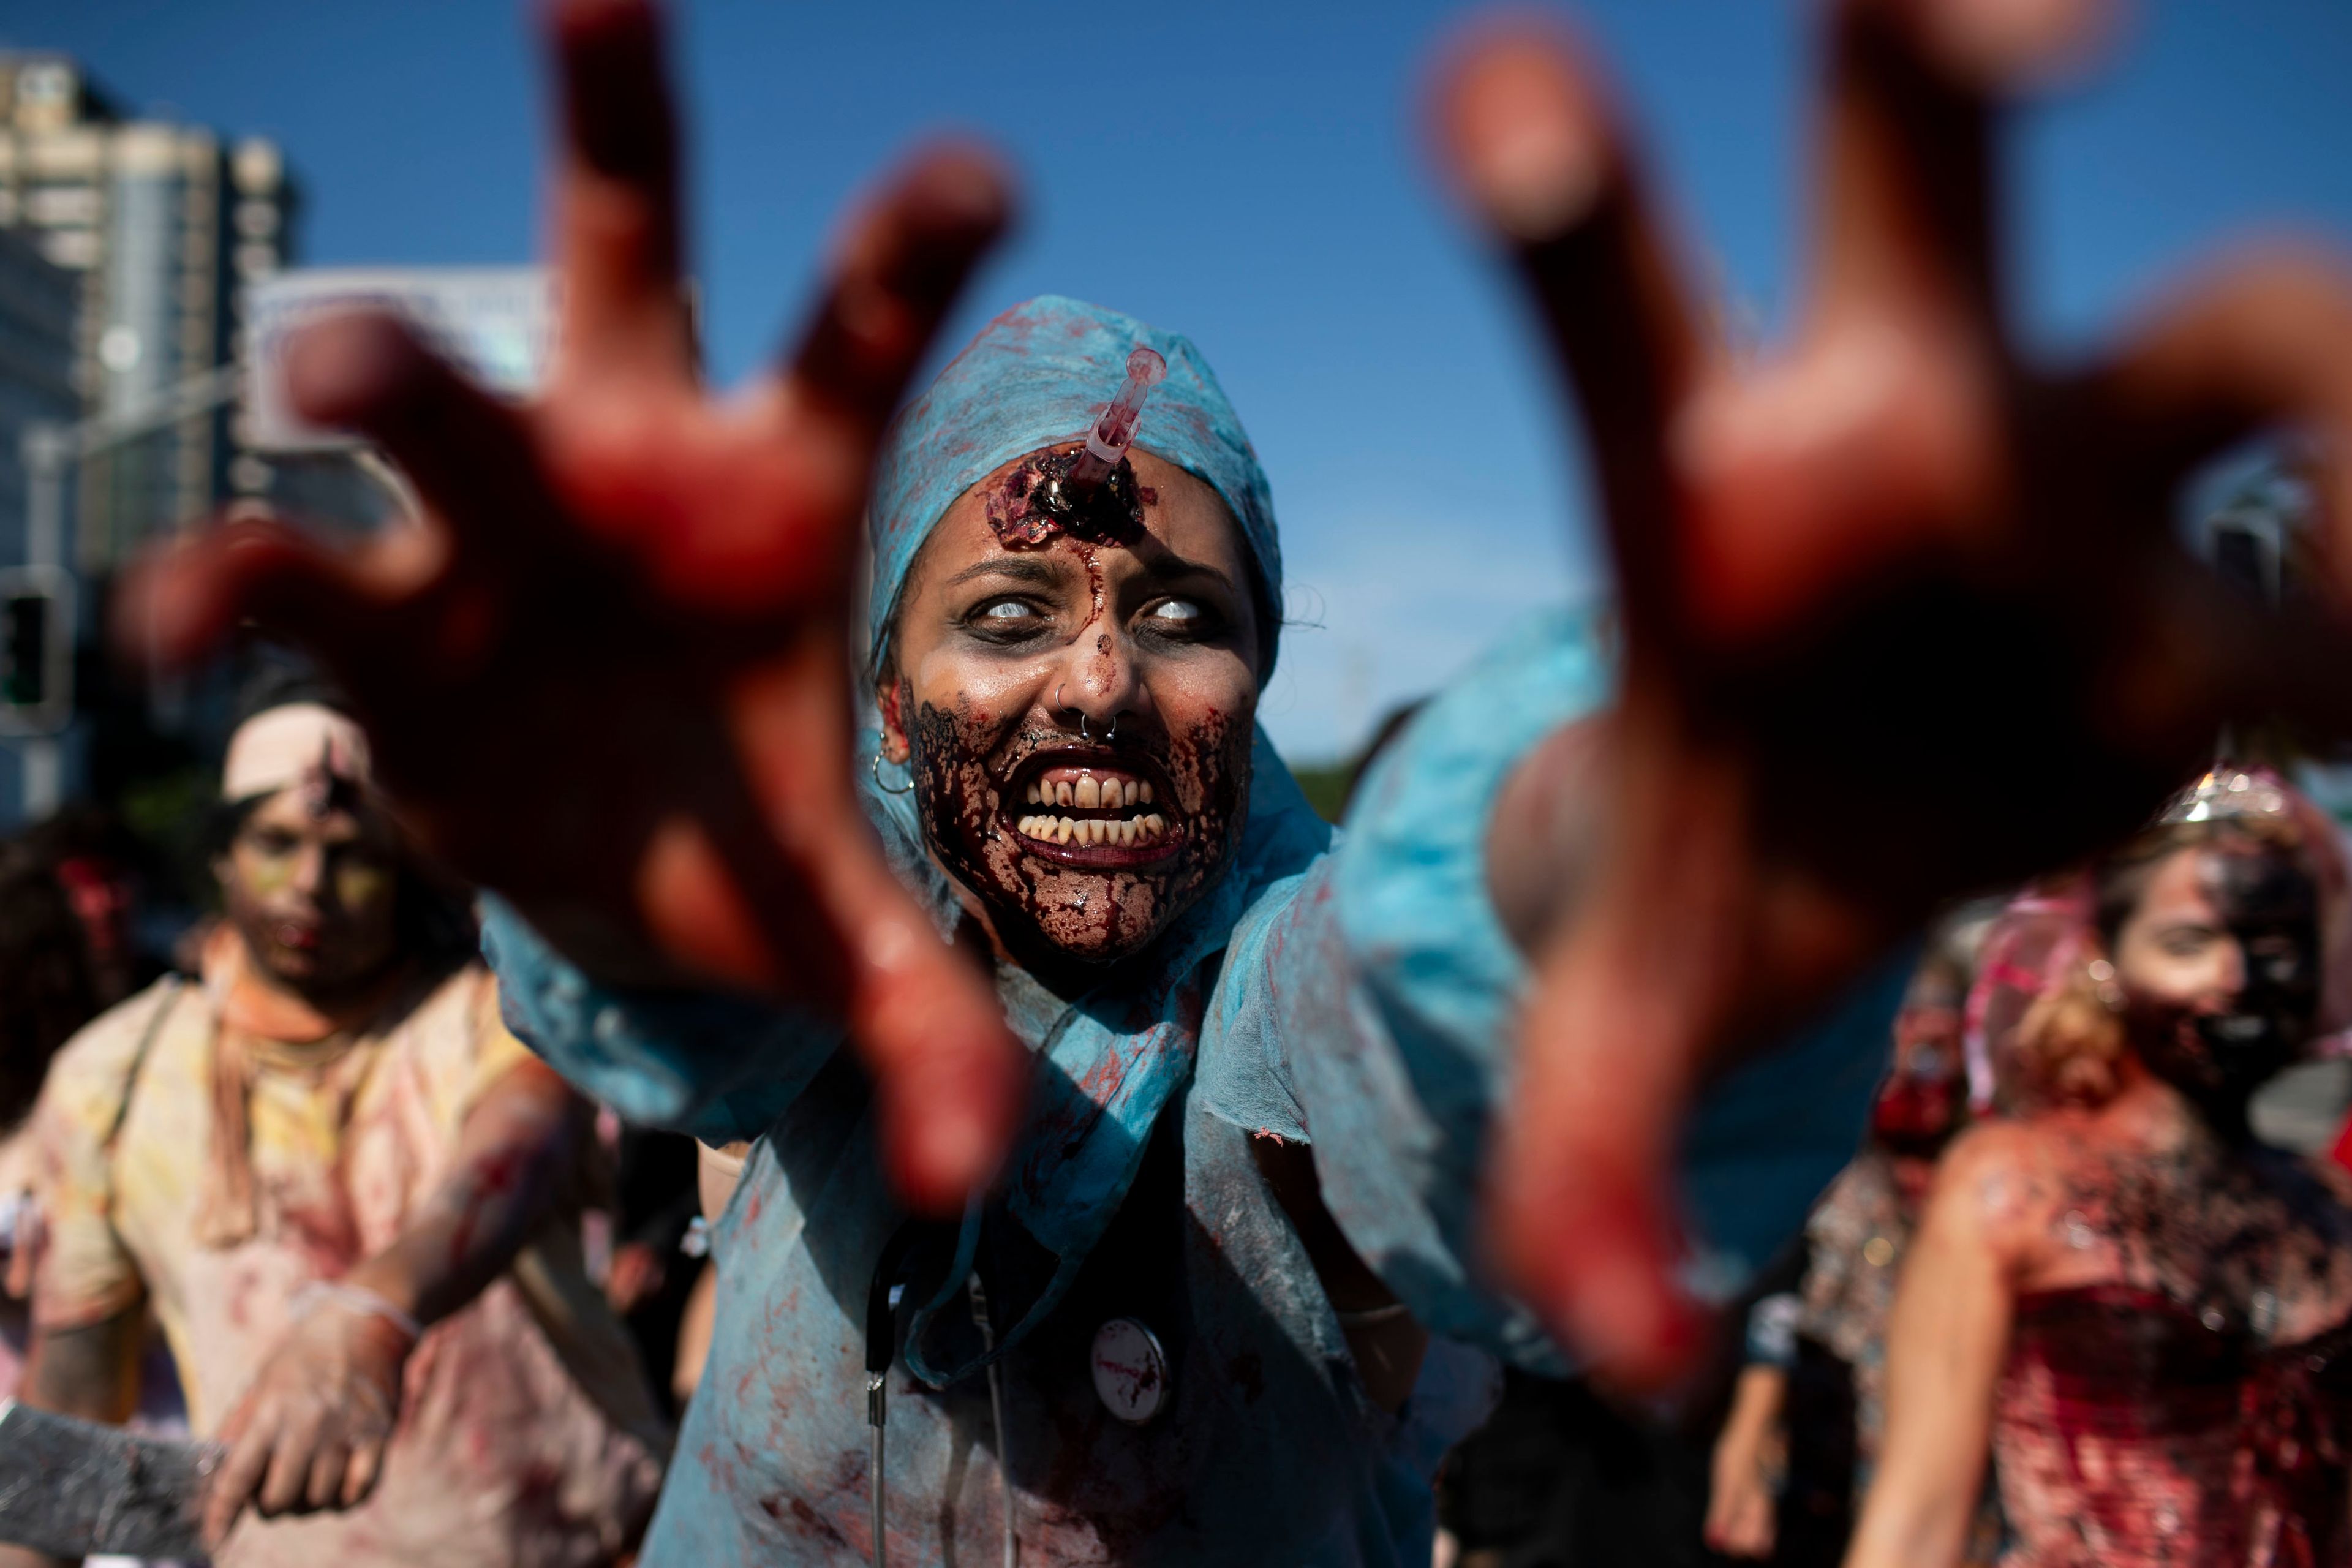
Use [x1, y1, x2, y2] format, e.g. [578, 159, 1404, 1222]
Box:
[5, 690, 672, 1568]
[484, 295, 1909, 1566]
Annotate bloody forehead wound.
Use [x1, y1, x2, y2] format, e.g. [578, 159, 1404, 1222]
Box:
[985, 346, 1169, 550]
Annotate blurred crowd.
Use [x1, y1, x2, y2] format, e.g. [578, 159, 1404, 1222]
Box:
[1430, 764, 2352, 1568]
[12, 0, 2352, 1562]
[16, 676, 2352, 1568]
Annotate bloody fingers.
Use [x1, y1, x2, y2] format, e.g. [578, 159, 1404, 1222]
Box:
[549, 0, 695, 385]
[1431, 23, 1705, 641]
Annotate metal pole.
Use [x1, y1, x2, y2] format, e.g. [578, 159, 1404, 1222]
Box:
[24, 426, 64, 571]
[19, 740, 59, 820]
[868, 1374, 888, 1568]
[18, 428, 65, 820]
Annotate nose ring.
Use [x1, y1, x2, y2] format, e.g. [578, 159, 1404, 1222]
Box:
[1054, 684, 1119, 745]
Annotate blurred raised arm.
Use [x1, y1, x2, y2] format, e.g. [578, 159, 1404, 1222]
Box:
[1430, 0, 2352, 1379]
[126, 0, 1023, 1212]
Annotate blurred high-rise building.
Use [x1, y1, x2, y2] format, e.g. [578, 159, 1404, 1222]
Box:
[0, 53, 309, 831]
[0, 51, 298, 573]
[0, 224, 77, 567]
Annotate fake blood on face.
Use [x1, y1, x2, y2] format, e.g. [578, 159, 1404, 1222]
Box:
[907, 696, 1251, 970]
[891, 431, 1262, 973]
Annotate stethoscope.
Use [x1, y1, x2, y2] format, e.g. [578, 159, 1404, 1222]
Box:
[864, 1221, 1016, 1568]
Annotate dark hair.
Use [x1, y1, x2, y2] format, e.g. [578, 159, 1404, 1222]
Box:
[211, 647, 367, 856]
[0, 840, 104, 1132]
[1339, 699, 1428, 818]
[233, 650, 353, 732]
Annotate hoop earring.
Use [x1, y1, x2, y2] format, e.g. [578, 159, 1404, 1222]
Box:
[870, 750, 916, 796]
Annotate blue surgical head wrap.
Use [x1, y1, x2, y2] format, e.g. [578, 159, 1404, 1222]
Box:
[867, 295, 1281, 679]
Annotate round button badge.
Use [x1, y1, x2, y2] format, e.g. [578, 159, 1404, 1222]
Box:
[1090, 1317, 1170, 1424]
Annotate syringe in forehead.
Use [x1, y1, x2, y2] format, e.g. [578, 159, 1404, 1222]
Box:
[1063, 347, 1167, 494]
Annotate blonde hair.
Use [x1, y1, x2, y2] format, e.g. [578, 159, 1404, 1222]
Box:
[2012, 963, 2128, 1106]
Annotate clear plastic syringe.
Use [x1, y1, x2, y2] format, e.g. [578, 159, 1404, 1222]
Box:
[1064, 346, 1167, 495]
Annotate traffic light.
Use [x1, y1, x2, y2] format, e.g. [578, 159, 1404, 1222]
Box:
[0, 568, 72, 736]
[4, 592, 47, 707]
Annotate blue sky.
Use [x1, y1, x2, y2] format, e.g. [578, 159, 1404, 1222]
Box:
[11, 0, 2352, 758]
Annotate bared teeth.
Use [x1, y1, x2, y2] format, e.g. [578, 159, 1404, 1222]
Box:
[1024, 770, 1159, 804]
[1012, 807, 1172, 849]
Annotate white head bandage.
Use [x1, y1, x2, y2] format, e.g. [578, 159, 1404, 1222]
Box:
[221, 703, 372, 811]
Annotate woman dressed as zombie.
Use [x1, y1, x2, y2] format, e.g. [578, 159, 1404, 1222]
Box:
[1850, 770, 2352, 1568]
[469, 294, 1909, 1562]
[130, 0, 2352, 1560]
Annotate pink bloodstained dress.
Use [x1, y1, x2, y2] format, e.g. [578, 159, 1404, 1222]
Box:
[1982, 1144, 2352, 1567]
[1957, 771, 2352, 1567]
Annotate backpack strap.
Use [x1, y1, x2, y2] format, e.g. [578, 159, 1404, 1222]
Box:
[103, 976, 187, 1153]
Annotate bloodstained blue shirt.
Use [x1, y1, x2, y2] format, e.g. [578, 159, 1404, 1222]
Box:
[485, 608, 1902, 1566]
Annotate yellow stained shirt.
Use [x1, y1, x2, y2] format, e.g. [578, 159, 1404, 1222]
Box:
[33, 959, 668, 1568]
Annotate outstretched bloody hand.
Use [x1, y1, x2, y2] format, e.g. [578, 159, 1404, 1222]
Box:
[128, 0, 1023, 1212]
[1433, 0, 2352, 1382]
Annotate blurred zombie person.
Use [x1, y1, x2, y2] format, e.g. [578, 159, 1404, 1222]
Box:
[25, 804, 154, 1012]
[1852, 770, 2352, 1568]
[1709, 916, 2000, 1565]
[0, 829, 117, 1398]
[0, 836, 107, 1135]
[2, 693, 671, 1568]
